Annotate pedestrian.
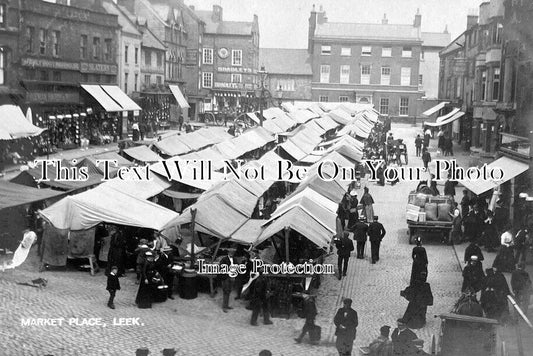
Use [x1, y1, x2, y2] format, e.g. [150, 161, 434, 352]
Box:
[480, 268, 502, 319]
[106, 227, 126, 277]
[423, 127, 431, 148]
[106, 266, 120, 309]
[437, 128, 445, 153]
[414, 135, 422, 157]
[460, 190, 470, 217]
[139, 121, 146, 141]
[489, 266, 511, 320]
[135, 251, 155, 309]
[135, 239, 150, 283]
[513, 224, 529, 264]
[219, 249, 235, 312]
[294, 294, 318, 344]
[511, 263, 532, 316]
[421, 148, 431, 170]
[449, 202, 462, 244]
[335, 231, 354, 280]
[482, 211, 499, 252]
[391, 318, 419, 356]
[410, 237, 428, 285]
[353, 217, 369, 259]
[132, 123, 140, 141]
[444, 176, 456, 199]
[368, 216, 386, 264]
[157, 246, 175, 300]
[401, 272, 433, 329]
[464, 240, 484, 268]
[462, 256, 485, 294]
[178, 115, 184, 131]
[493, 225, 516, 272]
[429, 180, 439, 196]
[346, 190, 359, 230]
[337, 193, 350, 230]
[462, 207, 482, 243]
[361, 187, 375, 221]
[250, 268, 273, 326]
[235, 253, 253, 300]
[333, 298, 358, 356]
[360, 325, 393, 356]
[444, 136, 454, 156]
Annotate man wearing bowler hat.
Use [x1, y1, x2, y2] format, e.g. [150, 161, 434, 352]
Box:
[368, 216, 386, 264]
[333, 298, 358, 356]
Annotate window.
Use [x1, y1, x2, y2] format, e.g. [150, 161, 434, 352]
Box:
[400, 67, 411, 86]
[145, 50, 151, 66]
[202, 72, 213, 88]
[53, 71, 61, 82]
[278, 79, 295, 91]
[340, 65, 350, 84]
[455, 77, 461, 98]
[203, 48, 213, 64]
[381, 67, 391, 85]
[231, 50, 242, 66]
[124, 73, 128, 93]
[492, 68, 500, 101]
[134, 47, 138, 64]
[124, 45, 128, 63]
[0, 48, 4, 85]
[399, 97, 409, 116]
[319, 95, 328, 102]
[481, 69, 487, 101]
[361, 46, 372, 56]
[321, 46, 331, 55]
[382, 47, 392, 57]
[0, 4, 5, 28]
[80, 35, 87, 59]
[320, 64, 330, 83]
[104, 39, 112, 61]
[361, 64, 371, 85]
[144, 75, 150, 85]
[39, 29, 47, 55]
[40, 70, 48, 81]
[134, 74, 138, 91]
[156, 76, 162, 85]
[341, 47, 351, 56]
[402, 47, 412, 57]
[420, 50, 425, 60]
[52, 31, 60, 57]
[93, 37, 100, 60]
[494, 23, 503, 44]
[26, 27, 34, 53]
[231, 74, 242, 83]
[419, 74, 423, 86]
[157, 52, 163, 67]
[339, 96, 349, 102]
[379, 98, 389, 115]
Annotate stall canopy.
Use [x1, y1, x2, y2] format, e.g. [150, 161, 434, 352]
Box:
[230, 219, 266, 244]
[11, 163, 104, 191]
[247, 112, 260, 125]
[100, 173, 171, 200]
[0, 181, 65, 210]
[154, 135, 193, 156]
[0, 105, 45, 139]
[101, 85, 142, 111]
[328, 109, 353, 125]
[169, 85, 190, 109]
[424, 111, 465, 127]
[122, 145, 162, 163]
[262, 120, 284, 134]
[197, 179, 258, 217]
[39, 185, 179, 231]
[421, 102, 449, 117]
[150, 159, 224, 191]
[460, 156, 529, 196]
[81, 85, 133, 112]
[262, 107, 285, 120]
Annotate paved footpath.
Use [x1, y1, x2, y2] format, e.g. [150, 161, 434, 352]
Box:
[0, 124, 470, 356]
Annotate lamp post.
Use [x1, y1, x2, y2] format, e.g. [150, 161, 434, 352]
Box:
[276, 85, 283, 108]
[258, 66, 267, 127]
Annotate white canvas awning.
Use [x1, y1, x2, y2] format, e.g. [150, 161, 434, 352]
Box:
[421, 102, 449, 117]
[424, 111, 465, 127]
[169, 85, 190, 109]
[101, 85, 142, 111]
[81, 85, 123, 112]
[0, 105, 45, 139]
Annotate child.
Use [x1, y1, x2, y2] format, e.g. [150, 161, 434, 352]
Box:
[106, 266, 120, 309]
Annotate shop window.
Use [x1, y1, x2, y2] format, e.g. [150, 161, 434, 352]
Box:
[339, 96, 349, 102]
[361, 46, 372, 56]
[156, 76, 162, 85]
[40, 70, 48, 81]
[277, 79, 295, 91]
[104, 39, 112, 62]
[402, 47, 412, 57]
[481, 69, 487, 101]
[320, 64, 330, 83]
[39, 28, 47, 55]
[93, 37, 100, 60]
[319, 95, 328, 102]
[401, 67, 411, 86]
[93, 74, 100, 83]
[81, 73, 88, 82]
[321, 46, 331, 55]
[380, 98, 389, 115]
[26, 68, 35, 80]
[52, 31, 60, 57]
[382, 47, 392, 57]
[341, 47, 351, 56]
[231, 49, 242, 66]
[231, 74, 242, 83]
[492, 68, 500, 101]
[340, 65, 350, 84]
[203, 48, 213, 64]
[144, 75, 150, 85]
[361, 64, 371, 85]
[53, 71, 61, 82]
[381, 67, 391, 85]
[202, 72, 213, 88]
[419, 74, 423, 86]
[80, 35, 87, 59]
[26, 27, 35, 53]
[399, 97, 409, 116]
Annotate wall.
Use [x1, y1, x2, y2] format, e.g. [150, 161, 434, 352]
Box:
[267, 74, 312, 102]
[419, 48, 441, 99]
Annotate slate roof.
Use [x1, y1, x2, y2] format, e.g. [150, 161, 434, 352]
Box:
[422, 32, 451, 48]
[440, 32, 465, 56]
[315, 22, 421, 41]
[102, 0, 141, 36]
[259, 48, 312, 75]
[196, 10, 253, 35]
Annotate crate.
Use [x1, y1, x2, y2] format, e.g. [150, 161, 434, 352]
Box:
[418, 212, 426, 222]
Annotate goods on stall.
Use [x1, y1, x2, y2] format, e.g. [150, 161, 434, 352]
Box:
[424, 203, 438, 221]
[437, 203, 452, 222]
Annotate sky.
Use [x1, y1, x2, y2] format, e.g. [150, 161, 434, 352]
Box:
[186, 0, 485, 48]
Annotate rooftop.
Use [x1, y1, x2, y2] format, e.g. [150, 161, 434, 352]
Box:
[422, 32, 451, 48]
[196, 10, 254, 35]
[259, 48, 312, 76]
[315, 22, 421, 42]
[440, 32, 466, 56]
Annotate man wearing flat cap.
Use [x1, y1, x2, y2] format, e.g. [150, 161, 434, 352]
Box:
[335, 231, 354, 280]
[391, 318, 418, 355]
[367, 216, 386, 264]
[333, 298, 358, 356]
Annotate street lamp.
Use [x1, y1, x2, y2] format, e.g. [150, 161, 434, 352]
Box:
[276, 85, 283, 108]
[258, 65, 267, 127]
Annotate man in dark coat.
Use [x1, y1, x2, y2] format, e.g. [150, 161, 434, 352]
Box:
[219, 250, 235, 312]
[337, 193, 350, 230]
[481, 267, 510, 320]
[414, 135, 422, 157]
[295, 294, 318, 344]
[352, 217, 368, 259]
[511, 263, 532, 316]
[460, 190, 470, 217]
[513, 225, 529, 264]
[368, 216, 386, 264]
[464, 240, 484, 267]
[444, 178, 456, 199]
[156, 247, 175, 299]
[391, 318, 419, 356]
[106, 266, 120, 309]
[421, 148, 431, 170]
[462, 256, 485, 294]
[250, 269, 273, 326]
[335, 231, 354, 280]
[346, 191, 359, 230]
[334, 298, 358, 356]
[410, 237, 428, 285]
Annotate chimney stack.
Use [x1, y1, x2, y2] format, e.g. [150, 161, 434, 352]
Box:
[413, 8, 421, 28]
[466, 8, 478, 30]
[382, 13, 388, 25]
[443, 24, 448, 34]
[317, 5, 326, 25]
[308, 4, 318, 53]
[212, 4, 223, 23]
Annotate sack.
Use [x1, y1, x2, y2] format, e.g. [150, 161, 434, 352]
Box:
[414, 193, 428, 208]
[437, 203, 452, 221]
[310, 325, 321, 342]
[425, 203, 438, 221]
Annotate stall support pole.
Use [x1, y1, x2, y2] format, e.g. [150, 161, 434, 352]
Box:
[190, 209, 196, 268]
[284, 228, 290, 262]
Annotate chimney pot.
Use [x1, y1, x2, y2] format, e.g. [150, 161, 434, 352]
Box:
[382, 13, 388, 25]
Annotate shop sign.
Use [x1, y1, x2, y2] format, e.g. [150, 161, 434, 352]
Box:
[80, 62, 118, 74]
[217, 66, 254, 74]
[21, 57, 80, 71]
[452, 59, 468, 76]
[186, 49, 198, 65]
[26, 91, 79, 103]
[214, 82, 254, 90]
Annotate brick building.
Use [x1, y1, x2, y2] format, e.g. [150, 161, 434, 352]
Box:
[195, 5, 260, 115]
[259, 48, 312, 104]
[0, 0, 23, 105]
[307, 6, 424, 120]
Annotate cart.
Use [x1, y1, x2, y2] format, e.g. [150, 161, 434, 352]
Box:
[407, 221, 452, 244]
[406, 192, 453, 244]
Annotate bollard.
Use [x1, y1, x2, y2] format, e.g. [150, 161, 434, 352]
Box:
[430, 334, 436, 355]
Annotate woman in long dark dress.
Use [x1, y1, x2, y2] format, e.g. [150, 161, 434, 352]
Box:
[492, 227, 515, 272]
[136, 252, 155, 309]
[401, 272, 433, 329]
[410, 237, 428, 285]
[106, 229, 126, 276]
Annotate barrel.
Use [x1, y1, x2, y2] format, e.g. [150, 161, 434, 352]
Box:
[178, 269, 198, 299]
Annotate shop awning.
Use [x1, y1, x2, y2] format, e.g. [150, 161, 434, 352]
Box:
[460, 156, 530, 196]
[434, 108, 460, 123]
[421, 102, 450, 117]
[150, 160, 224, 191]
[123, 145, 162, 163]
[0, 181, 65, 210]
[425, 111, 465, 127]
[247, 112, 260, 124]
[169, 85, 190, 109]
[195, 127, 232, 145]
[101, 85, 142, 111]
[315, 116, 340, 132]
[0, 105, 45, 139]
[214, 140, 245, 160]
[262, 107, 285, 120]
[293, 173, 346, 203]
[81, 85, 124, 112]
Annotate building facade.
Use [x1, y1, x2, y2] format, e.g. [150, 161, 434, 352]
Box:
[196, 5, 260, 115]
[420, 30, 451, 100]
[0, 0, 23, 105]
[308, 6, 424, 120]
[259, 48, 312, 104]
